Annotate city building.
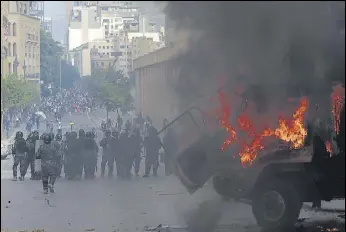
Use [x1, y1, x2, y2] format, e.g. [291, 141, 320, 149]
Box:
[68, 5, 104, 50]
[68, 42, 90, 77]
[133, 16, 190, 128]
[42, 16, 52, 35]
[6, 1, 40, 82]
[1, 1, 10, 76]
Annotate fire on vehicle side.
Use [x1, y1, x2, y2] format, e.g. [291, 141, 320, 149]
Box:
[159, 99, 345, 232]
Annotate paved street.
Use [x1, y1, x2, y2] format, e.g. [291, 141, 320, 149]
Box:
[1, 111, 344, 232]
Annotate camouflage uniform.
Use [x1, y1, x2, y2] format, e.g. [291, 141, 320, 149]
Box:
[25, 136, 37, 179]
[36, 143, 60, 192]
[12, 137, 27, 180]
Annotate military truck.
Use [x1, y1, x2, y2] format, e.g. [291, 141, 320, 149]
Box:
[159, 101, 345, 231]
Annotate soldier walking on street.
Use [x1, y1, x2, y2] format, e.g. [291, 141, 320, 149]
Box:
[129, 128, 142, 176]
[143, 126, 162, 178]
[12, 131, 28, 181]
[84, 131, 99, 179]
[100, 130, 114, 177]
[25, 131, 39, 180]
[36, 133, 61, 194]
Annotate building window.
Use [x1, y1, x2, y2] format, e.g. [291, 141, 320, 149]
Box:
[98, 46, 101, 49]
[101, 62, 104, 67]
[111, 46, 113, 49]
[107, 46, 109, 49]
[103, 46, 105, 49]
[8, 22, 11, 36]
[24, 4, 27, 14]
[13, 43, 17, 56]
[8, 63, 12, 73]
[20, 2, 23, 13]
[25, 46, 27, 57]
[8, 42, 11, 56]
[13, 23, 16, 36]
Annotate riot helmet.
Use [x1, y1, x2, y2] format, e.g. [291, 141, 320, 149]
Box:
[55, 134, 62, 141]
[42, 133, 51, 144]
[15, 131, 24, 139]
[111, 130, 118, 138]
[86, 131, 93, 138]
[105, 129, 111, 137]
[79, 129, 85, 138]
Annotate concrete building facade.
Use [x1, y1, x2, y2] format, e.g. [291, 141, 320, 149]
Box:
[6, 1, 40, 82]
[69, 6, 104, 50]
[1, 1, 10, 76]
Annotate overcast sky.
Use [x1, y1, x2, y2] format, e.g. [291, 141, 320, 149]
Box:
[44, 1, 165, 44]
[44, 1, 68, 44]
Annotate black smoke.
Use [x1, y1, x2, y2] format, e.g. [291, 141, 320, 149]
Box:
[164, 1, 345, 110]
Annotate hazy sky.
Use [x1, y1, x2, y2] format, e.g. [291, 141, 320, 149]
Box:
[44, 1, 68, 43]
[44, 1, 165, 44]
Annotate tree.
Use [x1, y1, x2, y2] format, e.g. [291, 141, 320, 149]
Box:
[1, 73, 39, 138]
[61, 60, 81, 89]
[82, 67, 133, 121]
[40, 29, 63, 86]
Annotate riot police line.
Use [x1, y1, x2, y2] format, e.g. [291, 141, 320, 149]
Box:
[11, 123, 172, 193]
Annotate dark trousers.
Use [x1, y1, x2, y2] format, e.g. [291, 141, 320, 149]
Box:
[25, 154, 35, 177]
[13, 155, 26, 177]
[145, 154, 159, 176]
[42, 166, 57, 190]
[101, 154, 115, 176]
[133, 154, 141, 174]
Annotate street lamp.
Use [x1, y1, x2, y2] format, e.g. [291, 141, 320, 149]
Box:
[22, 60, 27, 79]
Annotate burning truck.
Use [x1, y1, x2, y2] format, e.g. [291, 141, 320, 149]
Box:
[159, 83, 345, 231]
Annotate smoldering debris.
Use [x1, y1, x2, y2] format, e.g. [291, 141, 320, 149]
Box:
[184, 199, 223, 232]
[164, 2, 345, 110]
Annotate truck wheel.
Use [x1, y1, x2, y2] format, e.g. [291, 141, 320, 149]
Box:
[212, 176, 231, 200]
[252, 179, 302, 231]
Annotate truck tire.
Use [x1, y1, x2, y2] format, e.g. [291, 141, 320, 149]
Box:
[212, 176, 231, 200]
[252, 178, 302, 231]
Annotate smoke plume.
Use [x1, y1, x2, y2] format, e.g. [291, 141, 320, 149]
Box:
[164, 2, 345, 110]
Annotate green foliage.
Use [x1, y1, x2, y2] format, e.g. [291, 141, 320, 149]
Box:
[82, 67, 133, 113]
[40, 29, 63, 85]
[61, 60, 81, 89]
[1, 73, 39, 110]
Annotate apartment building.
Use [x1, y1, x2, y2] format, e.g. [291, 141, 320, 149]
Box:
[1, 1, 10, 76]
[6, 1, 40, 82]
[133, 16, 190, 128]
[69, 5, 104, 50]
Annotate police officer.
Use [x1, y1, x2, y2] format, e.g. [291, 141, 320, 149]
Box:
[143, 126, 162, 177]
[118, 129, 131, 179]
[36, 133, 61, 194]
[12, 131, 27, 181]
[111, 130, 120, 177]
[129, 128, 142, 176]
[53, 134, 63, 177]
[65, 131, 79, 180]
[84, 131, 99, 179]
[25, 131, 39, 180]
[77, 129, 86, 179]
[100, 130, 114, 177]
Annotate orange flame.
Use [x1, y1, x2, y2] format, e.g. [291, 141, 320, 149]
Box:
[325, 140, 333, 156]
[331, 84, 345, 135]
[217, 90, 309, 167]
[272, 97, 309, 149]
[217, 91, 238, 151]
